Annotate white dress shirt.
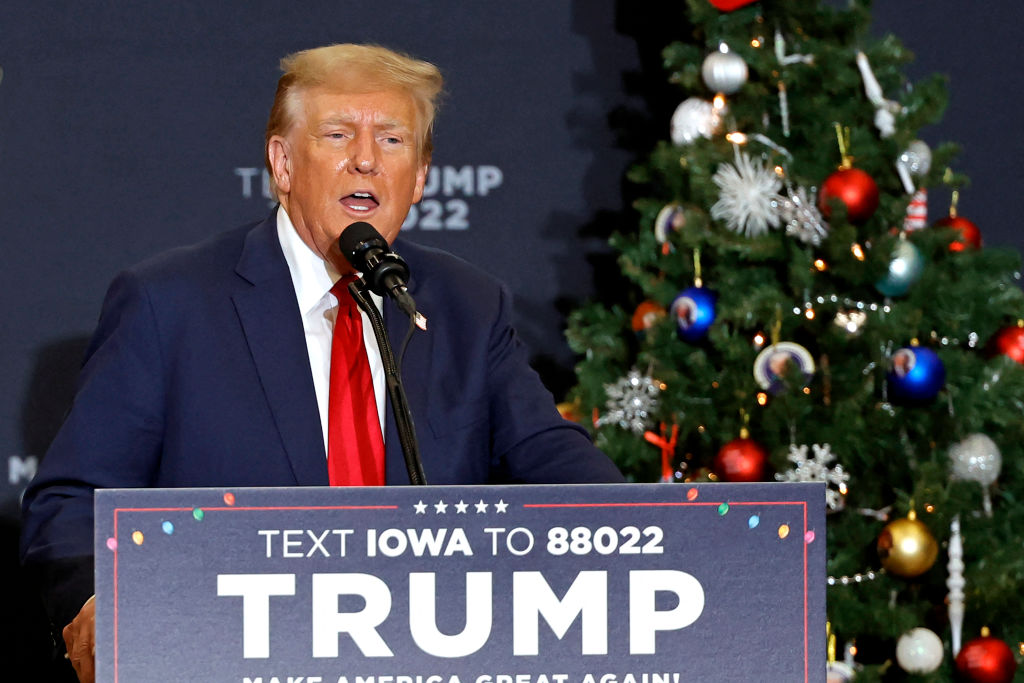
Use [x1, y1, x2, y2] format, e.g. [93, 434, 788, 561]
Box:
[276, 208, 386, 455]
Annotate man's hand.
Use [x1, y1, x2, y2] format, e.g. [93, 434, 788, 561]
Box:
[63, 595, 95, 683]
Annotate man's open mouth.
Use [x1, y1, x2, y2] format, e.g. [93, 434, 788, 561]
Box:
[341, 191, 379, 212]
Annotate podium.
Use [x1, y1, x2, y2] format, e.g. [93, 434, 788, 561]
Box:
[95, 482, 825, 682]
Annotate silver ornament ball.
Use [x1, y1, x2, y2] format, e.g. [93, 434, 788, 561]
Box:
[701, 47, 748, 95]
[900, 140, 932, 177]
[670, 97, 721, 145]
[949, 433, 1002, 486]
[896, 628, 944, 674]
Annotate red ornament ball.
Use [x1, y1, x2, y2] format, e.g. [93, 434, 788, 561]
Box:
[818, 167, 879, 224]
[935, 214, 982, 252]
[989, 324, 1024, 364]
[714, 437, 768, 482]
[954, 635, 1017, 683]
[632, 300, 666, 333]
[708, 0, 758, 10]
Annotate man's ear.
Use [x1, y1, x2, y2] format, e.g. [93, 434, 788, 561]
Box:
[267, 136, 292, 195]
[412, 160, 429, 204]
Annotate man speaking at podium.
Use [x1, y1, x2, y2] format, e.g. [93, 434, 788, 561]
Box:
[21, 43, 622, 682]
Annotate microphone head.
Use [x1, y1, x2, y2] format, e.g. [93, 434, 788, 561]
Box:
[337, 221, 411, 299]
[338, 221, 388, 272]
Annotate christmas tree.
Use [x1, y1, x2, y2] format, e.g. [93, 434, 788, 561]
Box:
[566, 1, 1024, 680]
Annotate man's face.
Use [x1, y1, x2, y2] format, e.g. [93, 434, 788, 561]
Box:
[268, 85, 428, 271]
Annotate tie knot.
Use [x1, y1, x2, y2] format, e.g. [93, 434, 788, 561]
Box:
[331, 275, 359, 312]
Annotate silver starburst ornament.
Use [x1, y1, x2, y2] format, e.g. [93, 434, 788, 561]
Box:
[710, 151, 783, 237]
[775, 184, 829, 246]
[775, 443, 849, 511]
[596, 369, 662, 435]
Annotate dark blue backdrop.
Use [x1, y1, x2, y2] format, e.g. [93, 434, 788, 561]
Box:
[2, 1, 1022, 678]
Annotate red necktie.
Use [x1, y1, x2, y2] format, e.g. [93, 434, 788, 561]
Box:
[327, 277, 385, 486]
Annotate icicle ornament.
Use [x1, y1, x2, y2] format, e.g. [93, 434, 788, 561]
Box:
[774, 29, 814, 66]
[773, 29, 812, 137]
[947, 516, 964, 656]
[856, 51, 904, 138]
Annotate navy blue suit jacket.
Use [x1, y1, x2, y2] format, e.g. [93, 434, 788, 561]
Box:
[21, 211, 622, 633]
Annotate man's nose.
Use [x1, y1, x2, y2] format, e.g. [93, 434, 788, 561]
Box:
[349, 131, 379, 174]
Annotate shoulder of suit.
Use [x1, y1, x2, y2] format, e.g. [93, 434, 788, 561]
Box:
[393, 238, 505, 295]
[121, 220, 265, 288]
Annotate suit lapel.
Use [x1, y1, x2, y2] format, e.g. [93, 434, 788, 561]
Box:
[232, 214, 328, 486]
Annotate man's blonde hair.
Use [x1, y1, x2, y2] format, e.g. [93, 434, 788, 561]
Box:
[264, 44, 444, 194]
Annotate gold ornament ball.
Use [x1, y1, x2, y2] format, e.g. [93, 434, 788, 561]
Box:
[877, 513, 938, 577]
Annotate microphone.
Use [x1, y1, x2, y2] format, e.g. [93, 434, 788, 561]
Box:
[338, 221, 427, 484]
[338, 222, 417, 317]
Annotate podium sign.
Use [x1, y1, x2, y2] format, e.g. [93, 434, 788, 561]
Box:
[95, 483, 825, 682]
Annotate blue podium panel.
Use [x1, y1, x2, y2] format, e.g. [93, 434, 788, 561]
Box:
[95, 483, 825, 683]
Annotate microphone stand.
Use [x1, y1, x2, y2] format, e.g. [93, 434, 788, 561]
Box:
[347, 279, 427, 486]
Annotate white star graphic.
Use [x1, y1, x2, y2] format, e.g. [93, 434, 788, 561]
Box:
[455, 500, 468, 514]
[494, 499, 509, 513]
[474, 499, 489, 513]
[434, 500, 449, 514]
[414, 500, 427, 514]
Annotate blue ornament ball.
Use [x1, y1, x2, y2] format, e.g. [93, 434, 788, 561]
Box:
[887, 346, 945, 402]
[672, 286, 716, 341]
[876, 240, 924, 297]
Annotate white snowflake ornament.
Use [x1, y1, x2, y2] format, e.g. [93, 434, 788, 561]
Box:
[597, 369, 662, 435]
[775, 443, 850, 511]
[710, 151, 783, 237]
[775, 184, 829, 246]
